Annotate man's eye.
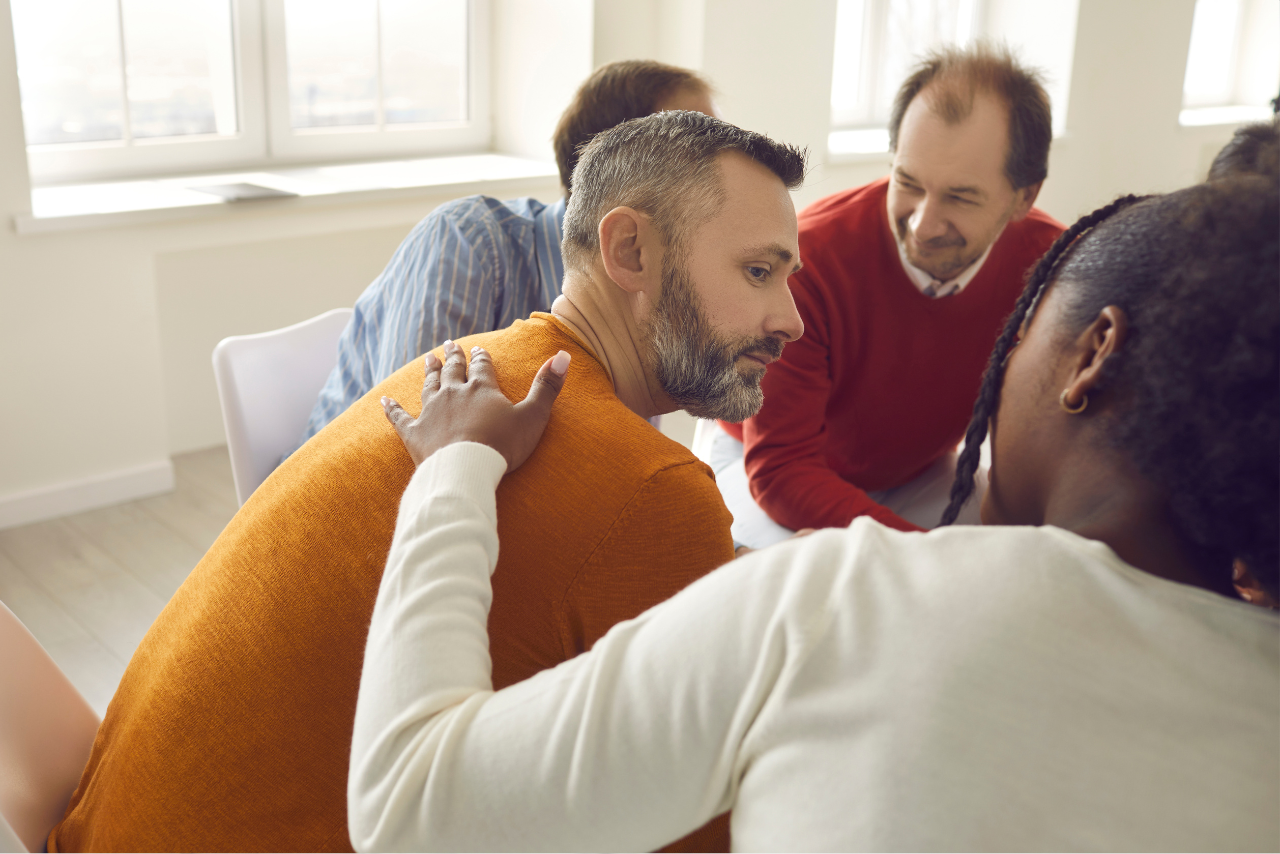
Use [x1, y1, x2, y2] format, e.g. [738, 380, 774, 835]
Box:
[746, 266, 769, 282]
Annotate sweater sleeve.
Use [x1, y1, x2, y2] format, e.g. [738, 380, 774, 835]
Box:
[348, 443, 810, 853]
[743, 270, 921, 533]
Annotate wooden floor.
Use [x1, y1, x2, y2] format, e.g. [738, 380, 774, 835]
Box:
[0, 447, 237, 717]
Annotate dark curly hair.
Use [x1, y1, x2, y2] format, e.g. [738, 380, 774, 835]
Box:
[1207, 117, 1279, 182]
[940, 177, 1279, 600]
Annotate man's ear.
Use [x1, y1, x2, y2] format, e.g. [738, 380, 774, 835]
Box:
[598, 206, 660, 294]
[1062, 305, 1128, 410]
[1010, 180, 1043, 222]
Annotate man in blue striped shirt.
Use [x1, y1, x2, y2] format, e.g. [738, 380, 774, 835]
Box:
[295, 61, 715, 451]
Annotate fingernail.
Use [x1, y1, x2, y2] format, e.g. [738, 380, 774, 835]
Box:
[471, 345, 481, 354]
[380, 396, 388, 405]
[550, 350, 571, 376]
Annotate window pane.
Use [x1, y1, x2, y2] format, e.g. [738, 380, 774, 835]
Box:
[285, 0, 379, 129]
[121, 0, 237, 139]
[830, 0, 977, 131]
[830, 0, 868, 127]
[879, 0, 976, 121]
[381, 0, 468, 125]
[1183, 0, 1243, 108]
[10, 0, 125, 145]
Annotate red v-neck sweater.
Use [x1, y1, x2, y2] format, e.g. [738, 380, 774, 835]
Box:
[721, 177, 1063, 532]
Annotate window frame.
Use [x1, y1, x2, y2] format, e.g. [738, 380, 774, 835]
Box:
[827, 0, 1080, 159]
[261, 0, 490, 164]
[18, 0, 490, 187]
[829, 0, 984, 135]
[1179, 0, 1278, 126]
[22, 0, 268, 186]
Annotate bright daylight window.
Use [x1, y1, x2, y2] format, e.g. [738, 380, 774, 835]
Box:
[830, 0, 981, 155]
[1179, 0, 1279, 126]
[9, 0, 486, 186]
[828, 0, 1078, 157]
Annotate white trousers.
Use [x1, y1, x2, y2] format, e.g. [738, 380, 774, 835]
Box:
[698, 424, 988, 550]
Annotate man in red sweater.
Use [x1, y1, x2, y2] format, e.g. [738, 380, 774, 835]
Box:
[707, 44, 1065, 546]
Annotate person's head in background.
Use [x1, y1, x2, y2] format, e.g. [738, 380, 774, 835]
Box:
[887, 42, 1051, 282]
[561, 111, 806, 422]
[1207, 117, 1279, 182]
[553, 60, 716, 196]
[940, 176, 1278, 605]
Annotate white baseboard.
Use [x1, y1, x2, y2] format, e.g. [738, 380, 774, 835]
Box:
[0, 459, 175, 530]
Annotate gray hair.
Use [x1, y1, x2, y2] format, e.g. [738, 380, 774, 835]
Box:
[561, 111, 806, 275]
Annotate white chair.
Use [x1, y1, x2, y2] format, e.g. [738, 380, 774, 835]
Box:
[212, 307, 354, 506]
[0, 602, 100, 853]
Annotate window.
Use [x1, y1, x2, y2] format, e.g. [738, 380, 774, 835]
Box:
[9, 0, 487, 185]
[264, 0, 487, 161]
[828, 0, 1078, 156]
[1180, 0, 1278, 126]
[830, 0, 981, 153]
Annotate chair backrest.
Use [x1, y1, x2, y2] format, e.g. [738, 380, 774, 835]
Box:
[212, 307, 354, 506]
[0, 602, 100, 853]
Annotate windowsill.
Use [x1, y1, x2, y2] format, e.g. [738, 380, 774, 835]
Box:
[1178, 105, 1274, 127]
[827, 128, 892, 165]
[13, 153, 560, 235]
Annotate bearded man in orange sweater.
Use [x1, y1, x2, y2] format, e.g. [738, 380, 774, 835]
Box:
[709, 44, 1066, 548]
[52, 112, 803, 853]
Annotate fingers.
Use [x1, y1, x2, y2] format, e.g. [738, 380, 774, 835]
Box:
[467, 345, 497, 387]
[516, 350, 570, 419]
[422, 351, 443, 398]
[381, 396, 412, 436]
[439, 339, 468, 386]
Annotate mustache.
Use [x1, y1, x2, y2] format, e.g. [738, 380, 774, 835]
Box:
[916, 234, 966, 250]
[733, 336, 785, 363]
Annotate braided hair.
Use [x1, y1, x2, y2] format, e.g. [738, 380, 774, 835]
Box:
[938, 194, 1145, 525]
[939, 177, 1280, 599]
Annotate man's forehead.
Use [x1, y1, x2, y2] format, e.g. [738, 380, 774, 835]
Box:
[708, 155, 797, 217]
[896, 86, 1010, 186]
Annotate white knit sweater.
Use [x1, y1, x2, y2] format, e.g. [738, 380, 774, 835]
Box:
[350, 442, 1280, 852]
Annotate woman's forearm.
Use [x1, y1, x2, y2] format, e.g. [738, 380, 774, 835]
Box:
[349, 442, 508, 852]
[350, 442, 810, 853]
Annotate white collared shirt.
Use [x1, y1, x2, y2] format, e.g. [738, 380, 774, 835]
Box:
[896, 235, 994, 299]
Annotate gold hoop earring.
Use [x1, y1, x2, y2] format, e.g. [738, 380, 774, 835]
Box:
[1059, 389, 1088, 414]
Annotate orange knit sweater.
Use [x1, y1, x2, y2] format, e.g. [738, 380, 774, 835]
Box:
[52, 314, 734, 852]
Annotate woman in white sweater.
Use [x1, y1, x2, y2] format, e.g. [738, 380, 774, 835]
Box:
[351, 177, 1279, 852]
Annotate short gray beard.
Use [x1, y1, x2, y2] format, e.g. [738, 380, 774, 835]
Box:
[645, 259, 776, 423]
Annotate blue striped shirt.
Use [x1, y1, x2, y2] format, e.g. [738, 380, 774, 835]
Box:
[297, 195, 567, 450]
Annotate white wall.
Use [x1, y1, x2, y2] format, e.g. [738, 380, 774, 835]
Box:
[0, 0, 1249, 527]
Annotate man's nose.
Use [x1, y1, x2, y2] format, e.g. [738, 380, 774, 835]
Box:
[768, 279, 804, 344]
[909, 195, 949, 243]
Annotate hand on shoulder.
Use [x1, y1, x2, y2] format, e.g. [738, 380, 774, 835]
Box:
[382, 340, 571, 473]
